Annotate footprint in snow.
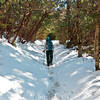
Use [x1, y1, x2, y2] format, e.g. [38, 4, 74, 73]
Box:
[54, 82, 60, 88]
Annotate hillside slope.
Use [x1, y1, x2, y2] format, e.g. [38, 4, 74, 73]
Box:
[0, 39, 100, 100]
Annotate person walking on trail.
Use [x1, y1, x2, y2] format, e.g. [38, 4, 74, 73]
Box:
[43, 34, 54, 66]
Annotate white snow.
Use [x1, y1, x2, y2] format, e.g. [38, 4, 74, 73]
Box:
[0, 38, 100, 100]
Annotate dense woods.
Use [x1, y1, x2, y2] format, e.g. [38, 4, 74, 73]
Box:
[0, 0, 100, 70]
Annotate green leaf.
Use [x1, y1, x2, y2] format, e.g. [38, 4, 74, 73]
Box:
[0, 23, 8, 28]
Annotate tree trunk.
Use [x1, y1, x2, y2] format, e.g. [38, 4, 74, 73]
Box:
[11, 12, 27, 45]
[95, 24, 100, 70]
[66, 0, 71, 39]
[94, 0, 100, 71]
[76, 0, 82, 57]
[11, 10, 32, 45]
[27, 12, 48, 42]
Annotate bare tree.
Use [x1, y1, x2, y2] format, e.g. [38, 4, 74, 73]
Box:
[76, 0, 82, 57]
[94, 0, 100, 70]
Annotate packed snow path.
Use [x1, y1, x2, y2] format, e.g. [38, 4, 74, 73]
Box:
[0, 39, 100, 100]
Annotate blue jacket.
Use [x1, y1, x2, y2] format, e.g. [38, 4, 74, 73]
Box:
[46, 36, 53, 50]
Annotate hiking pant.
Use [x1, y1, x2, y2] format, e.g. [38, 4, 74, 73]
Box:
[46, 50, 53, 66]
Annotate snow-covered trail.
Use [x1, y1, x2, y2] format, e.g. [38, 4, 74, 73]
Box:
[47, 45, 100, 100]
[0, 39, 100, 100]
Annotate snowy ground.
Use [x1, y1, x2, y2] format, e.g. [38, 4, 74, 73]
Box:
[0, 38, 100, 100]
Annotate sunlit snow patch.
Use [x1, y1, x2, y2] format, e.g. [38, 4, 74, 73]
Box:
[0, 76, 22, 96]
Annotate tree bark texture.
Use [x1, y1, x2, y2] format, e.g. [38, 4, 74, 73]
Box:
[94, 0, 100, 70]
[76, 0, 82, 57]
[27, 12, 48, 42]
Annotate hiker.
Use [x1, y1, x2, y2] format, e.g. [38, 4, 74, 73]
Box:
[43, 34, 54, 66]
